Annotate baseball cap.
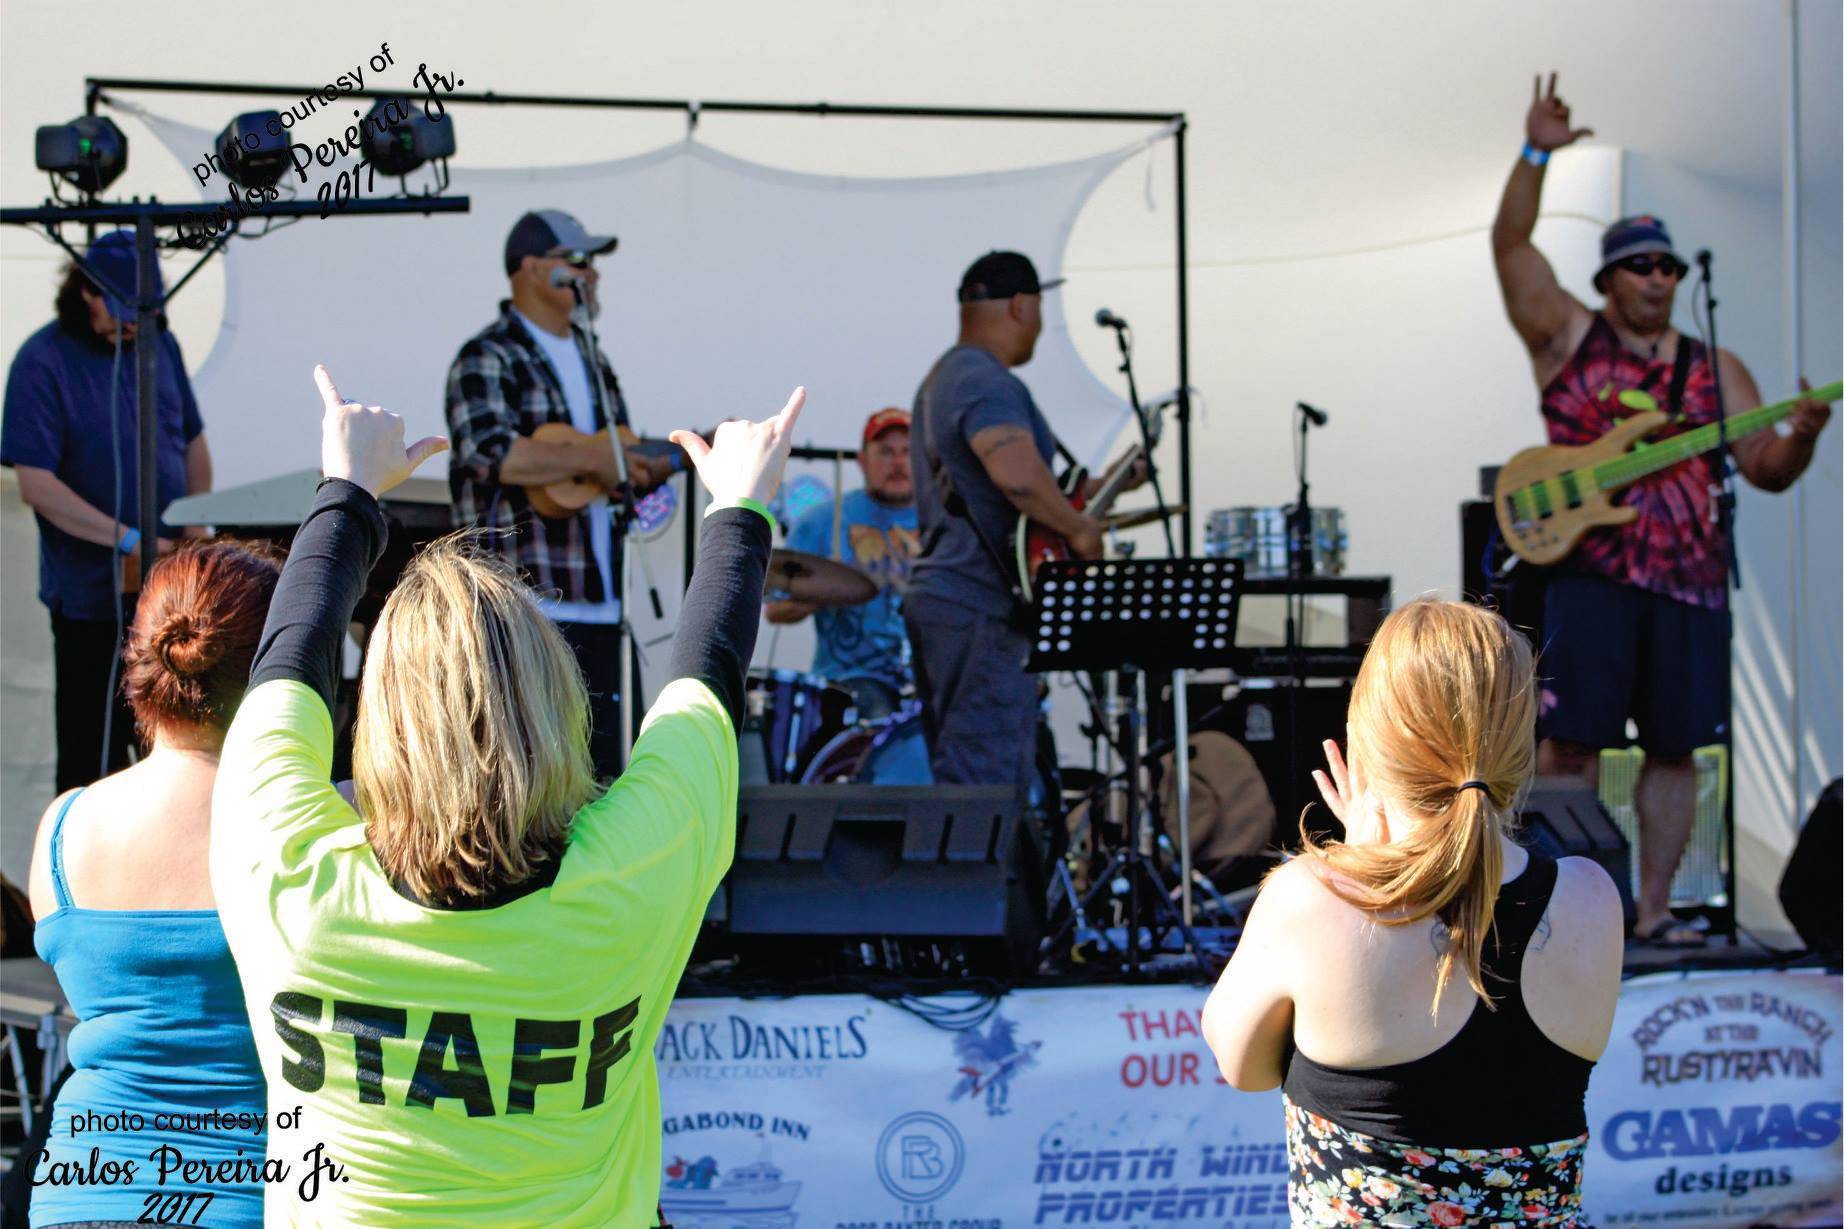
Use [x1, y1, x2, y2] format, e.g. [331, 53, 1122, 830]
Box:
[1598, 215, 1682, 275]
[504, 209, 618, 275]
[957, 250, 1063, 303]
[84, 230, 163, 323]
[862, 407, 911, 445]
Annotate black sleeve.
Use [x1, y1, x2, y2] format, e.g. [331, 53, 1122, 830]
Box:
[249, 478, 388, 710]
[668, 506, 771, 729]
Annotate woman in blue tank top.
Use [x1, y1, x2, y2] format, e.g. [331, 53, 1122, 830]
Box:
[26, 542, 279, 1228]
[1202, 599, 1626, 1226]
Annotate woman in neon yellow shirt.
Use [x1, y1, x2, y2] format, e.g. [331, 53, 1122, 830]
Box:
[212, 365, 803, 1226]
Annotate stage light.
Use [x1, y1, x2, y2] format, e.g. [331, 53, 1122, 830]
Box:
[360, 98, 455, 177]
[34, 115, 128, 193]
[215, 112, 290, 191]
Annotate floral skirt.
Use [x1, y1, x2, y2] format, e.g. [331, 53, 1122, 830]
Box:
[1283, 1096, 1589, 1226]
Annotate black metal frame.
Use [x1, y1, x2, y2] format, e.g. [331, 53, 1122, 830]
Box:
[75, 77, 1194, 576]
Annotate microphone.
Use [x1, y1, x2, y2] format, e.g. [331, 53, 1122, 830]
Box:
[1297, 401, 1329, 427]
[1696, 248, 1712, 274]
[1095, 308, 1129, 331]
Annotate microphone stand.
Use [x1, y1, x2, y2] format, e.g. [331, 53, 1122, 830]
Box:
[1694, 252, 1740, 945]
[567, 278, 639, 771]
[1105, 322, 1177, 558]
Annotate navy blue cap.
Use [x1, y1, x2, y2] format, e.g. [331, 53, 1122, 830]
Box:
[1600, 215, 1681, 273]
[504, 209, 617, 276]
[84, 230, 163, 323]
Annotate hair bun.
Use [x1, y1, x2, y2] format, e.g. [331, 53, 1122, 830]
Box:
[152, 613, 216, 677]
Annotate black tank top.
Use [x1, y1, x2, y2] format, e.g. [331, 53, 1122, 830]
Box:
[1281, 852, 1594, 1146]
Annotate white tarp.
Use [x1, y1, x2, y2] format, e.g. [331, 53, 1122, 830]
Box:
[651, 969, 1842, 1227]
[132, 111, 1152, 483]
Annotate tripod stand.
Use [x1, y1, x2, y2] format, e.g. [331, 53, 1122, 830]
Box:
[1032, 557, 1243, 974]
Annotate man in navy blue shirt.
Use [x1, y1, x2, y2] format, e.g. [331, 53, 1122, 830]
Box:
[766, 406, 919, 720]
[2, 232, 212, 791]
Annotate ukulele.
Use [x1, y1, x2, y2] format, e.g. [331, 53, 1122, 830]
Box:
[523, 422, 684, 519]
[1495, 379, 1840, 566]
[1013, 411, 1165, 603]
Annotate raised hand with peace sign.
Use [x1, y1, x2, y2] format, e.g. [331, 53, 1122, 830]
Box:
[1526, 72, 1594, 153]
[313, 364, 449, 497]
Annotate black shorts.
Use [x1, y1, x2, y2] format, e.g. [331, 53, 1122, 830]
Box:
[1537, 572, 1730, 758]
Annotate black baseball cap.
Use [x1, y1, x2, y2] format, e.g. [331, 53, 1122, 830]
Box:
[503, 209, 618, 276]
[957, 250, 1064, 303]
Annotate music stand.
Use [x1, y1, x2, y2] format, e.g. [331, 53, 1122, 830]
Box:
[1030, 557, 1244, 973]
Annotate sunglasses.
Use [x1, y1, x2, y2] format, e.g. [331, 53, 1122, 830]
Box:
[548, 250, 594, 270]
[1616, 253, 1688, 280]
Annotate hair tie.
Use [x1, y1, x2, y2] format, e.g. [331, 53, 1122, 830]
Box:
[1457, 780, 1490, 796]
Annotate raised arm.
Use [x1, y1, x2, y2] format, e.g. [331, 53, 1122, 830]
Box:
[666, 389, 806, 727]
[1492, 73, 1594, 365]
[247, 367, 448, 710]
[969, 424, 1104, 560]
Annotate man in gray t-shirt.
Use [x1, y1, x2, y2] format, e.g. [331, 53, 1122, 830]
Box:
[905, 251, 1124, 787]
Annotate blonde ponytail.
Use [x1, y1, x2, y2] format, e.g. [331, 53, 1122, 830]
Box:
[1294, 598, 1536, 1012]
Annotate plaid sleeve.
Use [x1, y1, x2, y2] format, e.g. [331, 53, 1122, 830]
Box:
[445, 338, 519, 487]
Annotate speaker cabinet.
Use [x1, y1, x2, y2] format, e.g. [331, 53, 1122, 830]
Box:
[723, 785, 1046, 969]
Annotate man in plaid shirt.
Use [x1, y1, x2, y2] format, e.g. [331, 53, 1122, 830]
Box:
[445, 209, 675, 777]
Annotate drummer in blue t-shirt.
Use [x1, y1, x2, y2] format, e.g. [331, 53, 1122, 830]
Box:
[766, 407, 918, 719]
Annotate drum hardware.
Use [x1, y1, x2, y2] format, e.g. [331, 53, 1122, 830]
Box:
[1204, 506, 1346, 577]
[1028, 558, 1246, 975]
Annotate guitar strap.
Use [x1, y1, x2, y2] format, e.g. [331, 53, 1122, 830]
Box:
[1667, 336, 1695, 422]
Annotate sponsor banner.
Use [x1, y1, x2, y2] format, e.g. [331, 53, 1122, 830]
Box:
[1582, 968, 1842, 1228]
[656, 984, 1288, 1229]
[656, 968, 1840, 1228]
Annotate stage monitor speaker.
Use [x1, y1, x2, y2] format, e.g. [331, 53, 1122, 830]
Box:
[725, 784, 1046, 971]
[1519, 775, 1636, 932]
[1779, 778, 1840, 954]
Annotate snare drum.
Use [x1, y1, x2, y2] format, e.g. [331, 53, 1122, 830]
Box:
[742, 670, 854, 783]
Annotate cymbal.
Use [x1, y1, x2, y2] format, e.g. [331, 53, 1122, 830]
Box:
[766, 548, 878, 606]
[1099, 503, 1188, 532]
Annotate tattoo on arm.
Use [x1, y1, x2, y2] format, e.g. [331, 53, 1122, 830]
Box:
[973, 426, 1032, 459]
[1530, 912, 1553, 952]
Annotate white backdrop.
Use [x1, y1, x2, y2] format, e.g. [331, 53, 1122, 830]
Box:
[133, 114, 1148, 475]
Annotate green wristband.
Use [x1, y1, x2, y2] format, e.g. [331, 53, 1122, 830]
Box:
[706, 496, 777, 537]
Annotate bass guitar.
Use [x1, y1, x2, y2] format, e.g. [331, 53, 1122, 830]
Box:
[1014, 411, 1164, 603]
[1495, 379, 1840, 566]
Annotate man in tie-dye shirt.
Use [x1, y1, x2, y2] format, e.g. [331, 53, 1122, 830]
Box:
[1490, 74, 1833, 947]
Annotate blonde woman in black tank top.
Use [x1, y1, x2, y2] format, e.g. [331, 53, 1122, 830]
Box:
[1202, 599, 1625, 1226]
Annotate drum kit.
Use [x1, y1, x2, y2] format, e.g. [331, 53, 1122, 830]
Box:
[742, 547, 931, 789]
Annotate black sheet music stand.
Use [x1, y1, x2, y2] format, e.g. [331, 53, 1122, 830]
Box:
[1030, 557, 1244, 974]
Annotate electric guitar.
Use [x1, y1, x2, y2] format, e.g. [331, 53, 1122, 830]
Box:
[1014, 412, 1165, 602]
[1495, 379, 1840, 566]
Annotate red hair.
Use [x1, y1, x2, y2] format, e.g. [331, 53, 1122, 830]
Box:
[123, 541, 281, 742]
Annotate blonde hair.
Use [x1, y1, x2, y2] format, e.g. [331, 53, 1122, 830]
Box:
[352, 533, 597, 906]
[1297, 598, 1537, 1012]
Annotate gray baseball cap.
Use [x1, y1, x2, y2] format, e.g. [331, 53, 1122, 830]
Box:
[503, 209, 618, 275]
